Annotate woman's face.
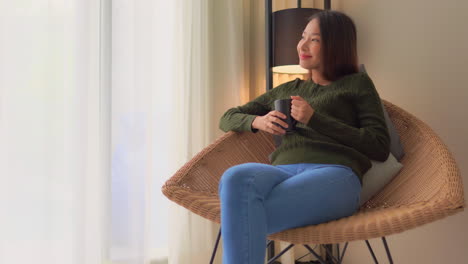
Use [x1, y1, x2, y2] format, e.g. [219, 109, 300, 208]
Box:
[297, 18, 322, 71]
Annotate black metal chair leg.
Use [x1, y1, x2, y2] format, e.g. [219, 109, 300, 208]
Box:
[267, 243, 294, 264]
[382, 237, 394, 264]
[339, 242, 349, 262]
[336, 243, 340, 262]
[321, 244, 340, 264]
[209, 227, 222, 264]
[210, 228, 394, 264]
[303, 244, 329, 264]
[267, 240, 281, 264]
[267, 239, 274, 248]
[365, 240, 379, 264]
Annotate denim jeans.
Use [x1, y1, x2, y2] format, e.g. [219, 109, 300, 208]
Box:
[218, 162, 361, 264]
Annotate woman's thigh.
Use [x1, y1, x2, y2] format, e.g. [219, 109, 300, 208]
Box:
[264, 164, 361, 235]
[218, 162, 297, 199]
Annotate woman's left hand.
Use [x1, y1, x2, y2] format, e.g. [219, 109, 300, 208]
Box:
[290, 95, 315, 124]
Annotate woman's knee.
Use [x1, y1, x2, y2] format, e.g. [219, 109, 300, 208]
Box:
[218, 163, 260, 193]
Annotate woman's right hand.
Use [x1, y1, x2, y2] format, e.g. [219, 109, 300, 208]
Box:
[252, 111, 288, 135]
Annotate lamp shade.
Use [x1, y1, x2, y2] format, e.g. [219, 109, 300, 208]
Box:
[272, 65, 309, 88]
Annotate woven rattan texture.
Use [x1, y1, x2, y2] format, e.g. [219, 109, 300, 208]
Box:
[161, 100, 465, 244]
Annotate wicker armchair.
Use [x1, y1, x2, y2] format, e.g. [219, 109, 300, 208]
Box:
[161, 99, 465, 264]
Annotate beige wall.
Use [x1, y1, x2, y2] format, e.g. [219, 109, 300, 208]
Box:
[252, 1, 467, 263]
[336, 0, 468, 263]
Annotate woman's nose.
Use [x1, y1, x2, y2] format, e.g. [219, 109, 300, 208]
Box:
[298, 40, 307, 51]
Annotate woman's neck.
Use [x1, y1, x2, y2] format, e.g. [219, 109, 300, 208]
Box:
[310, 69, 331, 86]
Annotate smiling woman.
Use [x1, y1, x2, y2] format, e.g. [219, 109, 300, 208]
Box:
[218, 10, 391, 264]
[297, 20, 323, 73]
[300, 11, 359, 83]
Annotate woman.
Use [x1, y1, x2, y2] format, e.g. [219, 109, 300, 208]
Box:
[218, 10, 390, 264]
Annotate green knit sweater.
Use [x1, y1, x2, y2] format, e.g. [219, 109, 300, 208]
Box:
[219, 72, 390, 185]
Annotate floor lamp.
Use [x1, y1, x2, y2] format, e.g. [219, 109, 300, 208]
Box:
[265, 1, 333, 263]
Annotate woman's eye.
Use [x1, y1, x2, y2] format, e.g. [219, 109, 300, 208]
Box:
[301, 37, 319, 43]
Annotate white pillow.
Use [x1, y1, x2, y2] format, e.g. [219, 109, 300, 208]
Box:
[359, 153, 403, 206]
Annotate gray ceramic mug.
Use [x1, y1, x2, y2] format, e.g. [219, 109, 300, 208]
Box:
[273, 99, 297, 134]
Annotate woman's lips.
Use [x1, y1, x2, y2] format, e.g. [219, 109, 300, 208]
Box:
[299, 55, 312, 60]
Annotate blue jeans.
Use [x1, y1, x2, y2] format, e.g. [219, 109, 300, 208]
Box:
[218, 162, 361, 264]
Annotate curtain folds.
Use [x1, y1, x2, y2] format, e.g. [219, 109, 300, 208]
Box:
[111, 0, 301, 263]
[167, 0, 232, 263]
[1, 1, 312, 263]
[167, 0, 266, 263]
[0, 1, 107, 264]
[111, 0, 178, 263]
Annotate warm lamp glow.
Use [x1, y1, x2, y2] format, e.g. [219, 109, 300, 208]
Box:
[272, 65, 309, 88]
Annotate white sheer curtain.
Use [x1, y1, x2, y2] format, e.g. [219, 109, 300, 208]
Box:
[111, 0, 261, 263]
[110, 0, 221, 262]
[0, 1, 108, 264]
[0, 0, 266, 263]
[110, 1, 176, 263]
[167, 0, 262, 263]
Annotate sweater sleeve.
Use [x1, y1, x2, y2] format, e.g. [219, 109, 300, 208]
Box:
[219, 81, 293, 133]
[306, 75, 391, 161]
[218, 89, 275, 133]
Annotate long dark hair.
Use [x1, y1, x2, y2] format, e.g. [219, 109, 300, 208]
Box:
[308, 10, 359, 81]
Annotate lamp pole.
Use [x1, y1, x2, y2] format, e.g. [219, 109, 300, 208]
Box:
[265, 1, 333, 263]
[265, 0, 273, 93]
